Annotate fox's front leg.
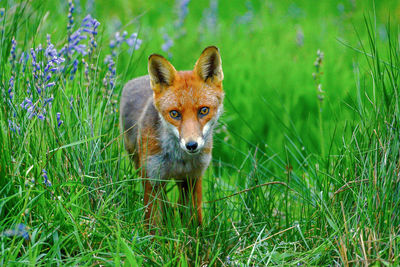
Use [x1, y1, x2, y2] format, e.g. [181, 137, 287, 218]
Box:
[194, 176, 203, 225]
[178, 177, 203, 226]
[143, 179, 154, 225]
[143, 179, 165, 229]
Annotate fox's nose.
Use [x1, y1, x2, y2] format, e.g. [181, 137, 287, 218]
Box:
[185, 141, 198, 152]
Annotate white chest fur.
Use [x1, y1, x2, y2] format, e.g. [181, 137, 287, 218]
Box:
[145, 128, 212, 182]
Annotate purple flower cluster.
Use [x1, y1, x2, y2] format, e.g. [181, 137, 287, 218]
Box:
[103, 55, 116, 88]
[82, 14, 100, 54]
[161, 34, 174, 56]
[70, 59, 79, 80]
[6, 0, 142, 133]
[16, 35, 65, 121]
[63, 29, 87, 56]
[56, 112, 63, 127]
[61, 13, 100, 57]
[42, 169, 52, 186]
[30, 36, 64, 95]
[8, 119, 20, 134]
[8, 76, 14, 100]
[82, 14, 100, 36]
[125, 33, 142, 50]
[109, 31, 142, 51]
[104, 31, 141, 88]
[10, 37, 17, 64]
[20, 97, 39, 120]
[67, 0, 74, 31]
[19, 52, 30, 73]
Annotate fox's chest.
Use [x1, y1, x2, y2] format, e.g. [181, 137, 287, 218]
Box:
[146, 150, 211, 182]
[143, 120, 213, 182]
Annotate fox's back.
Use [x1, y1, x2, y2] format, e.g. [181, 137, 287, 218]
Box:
[120, 75, 160, 164]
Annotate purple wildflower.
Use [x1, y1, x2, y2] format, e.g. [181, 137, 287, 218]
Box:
[125, 33, 142, 50]
[67, 0, 74, 31]
[8, 119, 20, 134]
[27, 107, 36, 119]
[27, 82, 31, 95]
[44, 96, 54, 107]
[37, 44, 43, 53]
[109, 31, 124, 49]
[42, 169, 52, 186]
[67, 29, 88, 56]
[43, 35, 64, 78]
[109, 31, 142, 58]
[56, 112, 63, 127]
[104, 55, 116, 88]
[37, 113, 45, 120]
[0, 8, 5, 18]
[20, 97, 38, 119]
[82, 14, 100, 35]
[46, 82, 55, 88]
[30, 48, 39, 80]
[19, 52, 29, 64]
[70, 59, 78, 80]
[82, 14, 100, 54]
[20, 97, 33, 110]
[73, 44, 87, 55]
[8, 76, 14, 100]
[45, 35, 58, 58]
[22, 35, 63, 121]
[3, 223, 29, 240]
[10, 37, 17, 64]
[161, 34, 174, 53]
[19, 52, 30, 72]
[36, 84, 42, 95]
[105, 30, 141, 88]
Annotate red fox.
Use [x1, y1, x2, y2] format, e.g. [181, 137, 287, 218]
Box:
[120, 46, 224, 226]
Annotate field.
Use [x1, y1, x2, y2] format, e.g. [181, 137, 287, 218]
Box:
[1, 0, 400, 265]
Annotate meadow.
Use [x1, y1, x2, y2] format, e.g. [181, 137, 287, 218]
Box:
[1, 0, 399, 265]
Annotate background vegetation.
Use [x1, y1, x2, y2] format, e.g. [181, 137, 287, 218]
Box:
[1, 0, 399, 265]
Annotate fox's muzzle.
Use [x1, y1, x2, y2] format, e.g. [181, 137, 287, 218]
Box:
[180, 136, 205, 154]
[179, 117, 205, 154]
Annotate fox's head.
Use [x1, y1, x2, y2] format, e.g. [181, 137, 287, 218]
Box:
[148, 46, 224, 154]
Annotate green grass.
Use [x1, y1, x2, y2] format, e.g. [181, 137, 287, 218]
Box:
[1, 0, 400, 265]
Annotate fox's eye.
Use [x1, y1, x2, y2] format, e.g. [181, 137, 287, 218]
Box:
[199, 107, 209, 117]
[170, 110, 181, 119]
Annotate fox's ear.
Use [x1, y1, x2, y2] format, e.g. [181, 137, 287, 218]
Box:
[194, 46, 223, 83]
[148, 54, 177, 92]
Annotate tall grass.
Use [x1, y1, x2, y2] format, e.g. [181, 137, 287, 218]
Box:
[1, 0, 399, 265]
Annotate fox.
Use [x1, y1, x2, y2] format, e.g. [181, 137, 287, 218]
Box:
[120, 46, 224, 227]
